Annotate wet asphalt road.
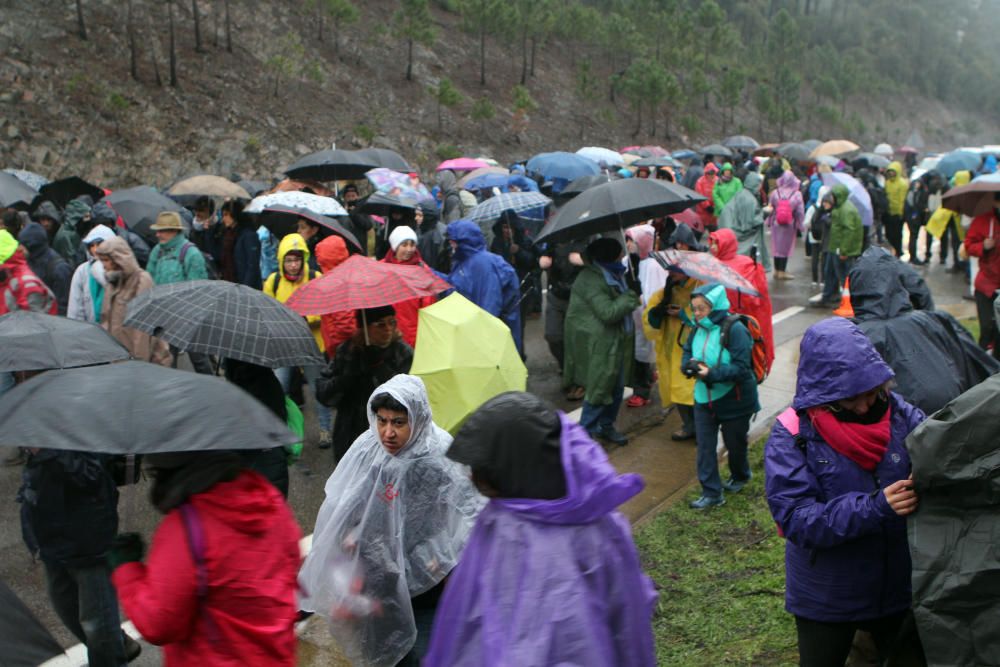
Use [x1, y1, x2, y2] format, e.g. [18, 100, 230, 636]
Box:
[0, 228, 972, 665]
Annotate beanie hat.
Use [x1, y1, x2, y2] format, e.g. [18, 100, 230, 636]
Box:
[357, 304, 396, 328]
[388, 225, 418, 251]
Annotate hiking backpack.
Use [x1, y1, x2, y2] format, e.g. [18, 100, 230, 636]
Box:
[719, 313, 770, 384]
[774, 194, 794, 225]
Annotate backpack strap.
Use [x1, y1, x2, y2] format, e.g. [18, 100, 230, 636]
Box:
[178, 242, 194, 280]
[718, 313, 741, 348]
[179, 503, 208, 599]
[776, 407, 809, 453]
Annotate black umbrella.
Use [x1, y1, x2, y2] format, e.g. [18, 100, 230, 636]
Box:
[284, 149, 379, 181]
[0, 360, 297, 454]
[259, 205, 363, 251]
[237, 179, 271, 197]
[35, 176, 105, 210]
[722, 135, 760, 151]
[358, 148, 412, 172]
[535, 179, 705, 244]
[124, 280, 325, 368]
[0, 311, 131, 372]
[101, 186, 187, 244]
[558, 173, 621, 200]
[358, 191, 419, 216]
[632, 156, 684, 169]
[699, 143, 734, 158]
[0, 171, 38, 207]
[0, 581, 66, 666]
[776, 142, 811, 161]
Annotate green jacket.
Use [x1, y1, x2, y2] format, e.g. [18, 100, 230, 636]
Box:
[146, 233, 208, 285]
[827, 184, 864, 258]
[712, 163, 743, 215]
[563, 264, 639, 406]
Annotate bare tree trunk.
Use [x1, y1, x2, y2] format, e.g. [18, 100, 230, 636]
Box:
[193, 0, 205, 52]
[147, 3, 163, 85]
[334, 27, 341, 55]
[479, 28, 486, 86]
[224, 0, 232, 53]
[212, 0, 219, 48]
[169, 0, 178, 86]
[406, 37, 414, 81]
[530, 36, 537, 77]
[76, 0, 88, 40]
[127, 0, 138, 80]
[520, 28, 528, 86]
[318, 10, 324, 42]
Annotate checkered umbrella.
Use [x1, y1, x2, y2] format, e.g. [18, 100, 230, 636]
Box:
[124, 281, 324, 367]
[285, 254, 452, 316]
[467, 191, 552, 224]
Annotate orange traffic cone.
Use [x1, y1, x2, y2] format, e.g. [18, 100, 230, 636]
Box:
[833, 278, 854, 317]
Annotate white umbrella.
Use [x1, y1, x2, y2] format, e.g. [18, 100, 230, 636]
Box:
[873, 143, 894, 157]
[245, 191, 347, 216]
[576, 146, 625, 167]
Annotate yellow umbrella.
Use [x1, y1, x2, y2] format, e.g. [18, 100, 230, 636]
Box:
[809, 140, 860, 159]
[410, 293, 527, 433]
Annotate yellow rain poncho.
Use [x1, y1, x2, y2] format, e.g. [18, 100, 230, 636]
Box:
[927, 170, 971, 241]
[643, 279, 697, 407]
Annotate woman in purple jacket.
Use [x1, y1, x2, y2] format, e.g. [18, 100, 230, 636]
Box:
[765, 318, 925, 667]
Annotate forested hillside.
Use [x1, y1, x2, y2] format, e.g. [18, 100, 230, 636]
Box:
[0, 0, 996, 185]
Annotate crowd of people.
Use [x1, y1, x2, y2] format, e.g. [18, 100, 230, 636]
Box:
[1, 139, 999, 666]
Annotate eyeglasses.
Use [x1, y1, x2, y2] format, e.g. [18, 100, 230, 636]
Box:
[369, 318, 398, 329]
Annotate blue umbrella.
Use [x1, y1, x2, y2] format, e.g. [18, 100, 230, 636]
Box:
[821, 173, 873, 228]
[936, 150, 982, 178]
[671, 149, 698, 161]
[526, 152, 600, 182]
[462, 172, 511, 192]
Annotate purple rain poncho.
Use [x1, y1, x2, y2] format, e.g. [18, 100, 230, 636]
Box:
[423, 412, 657, 667]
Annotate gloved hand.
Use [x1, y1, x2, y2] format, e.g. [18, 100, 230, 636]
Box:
[108, 532, 145, 569]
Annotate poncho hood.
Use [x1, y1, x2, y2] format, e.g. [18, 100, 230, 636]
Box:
[710, 228, 739, 261]
[447, 219, 486, 261]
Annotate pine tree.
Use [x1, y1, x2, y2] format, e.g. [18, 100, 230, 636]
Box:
[392, 0, 436, 82]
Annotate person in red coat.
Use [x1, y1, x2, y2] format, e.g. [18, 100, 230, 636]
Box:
[708, 228, 774, 370]
[314, 235, 357, 355]
[109, 452, 302, 667]
[964, 201, 1000, 353]
[0, 229, 57, 315]
[381, 225, 436, 347]
[694, 162, 720, 232]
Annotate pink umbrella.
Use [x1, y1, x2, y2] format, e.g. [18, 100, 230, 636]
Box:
[436, 158, 491, 172]
[898, 146, 919, 154]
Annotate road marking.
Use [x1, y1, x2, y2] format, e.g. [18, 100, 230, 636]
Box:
[772, 306, 805, 325]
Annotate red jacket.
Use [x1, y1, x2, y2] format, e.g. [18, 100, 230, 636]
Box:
[0, 245, 57, 315]
[113, 472, 302, 667]
[694, 163, 719, 229]
[314, 236, 357, 355]
[709, 228, 775, 369]
[381, 249, 436, 347]
[965, 211, 1000, 297]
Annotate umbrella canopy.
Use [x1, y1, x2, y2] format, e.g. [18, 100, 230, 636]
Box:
[809, 139, 860, 159]
[436, 157, 491, 172]
[801, 139, 823, 151]
[632, 155, 683, 169]
[460, 171, 511, 192]
[269, 178, 333, 196]
[898, 145, 919, 155]
[815, 155, 842, 168]
[101, 186, 187, 243]
[285, 149, 379, 181]
[576, 146, 624, 167]
[722, 135, 760, 150]
[941, 173, 1000, 217]
[3, 168, 49, 190]
[0, 311, 130, 372]
[410, 293, 527, 433]
[904, 130, 926, 150]
[285, 254, 451, 316]
[358, 191, 419, 217]
[652, 250, 760, 295]
[936, 150, 983, 178]
[0, 171, 39, 207]
[535, 178, 705, 244]
[365, 167, 432, 201]
[525, 152, 601, 182]
[0, 580, 66, 666]
[853, 153, 891, 170]
[237, 179, 271, 197]
[258, 206, 362, 250]
[357, 147, 411, 172]
[557, 173, 620, 200]
[821, 173, 874, 227]
[0, 360, 297, 453]
[246, 190, 347, 216]
[699, 143, 734, 158]
[36, 176, 105, 209]
[776, 142, 811, 161]
[873, 143, 894, 157]
[671, 149, 699, 161]
[753, 143, 780, 157]
[456, 166, 509, 189]
[468, 191, 551, 225]
[124, 280, 324, 367]
[168, 175, 251, 201]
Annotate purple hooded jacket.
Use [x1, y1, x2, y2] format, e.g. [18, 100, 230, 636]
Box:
[423, 412, 657, 666]
[764, 318, 925, 623]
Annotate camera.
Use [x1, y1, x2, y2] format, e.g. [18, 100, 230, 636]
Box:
[682, 359, 703, 378]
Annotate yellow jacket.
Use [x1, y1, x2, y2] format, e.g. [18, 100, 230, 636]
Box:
[927, 170, 971, 240]
[643, 281, 697, 407]
[263, 233, 324, 352]
[885, 161, 908, 216]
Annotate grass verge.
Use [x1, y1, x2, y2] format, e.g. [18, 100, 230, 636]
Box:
[633, 441, 798, 666]
[958, 316, 979, 342]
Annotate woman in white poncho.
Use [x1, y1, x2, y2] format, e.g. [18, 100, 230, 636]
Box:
[298, 374, 484, 666]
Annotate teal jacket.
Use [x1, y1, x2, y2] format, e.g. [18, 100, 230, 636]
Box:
[682, 284, 759, 419]
[146, 233, 208, 285]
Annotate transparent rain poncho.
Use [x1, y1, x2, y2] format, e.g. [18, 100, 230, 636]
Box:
[298, 374, 484, 666]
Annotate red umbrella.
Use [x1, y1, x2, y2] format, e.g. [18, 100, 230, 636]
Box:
[941, 176, 1000, 217]
[652, 249, 760, 296]
[285, 255, 452, 316]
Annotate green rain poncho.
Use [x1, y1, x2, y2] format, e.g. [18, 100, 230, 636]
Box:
[711, 163, 743, 215]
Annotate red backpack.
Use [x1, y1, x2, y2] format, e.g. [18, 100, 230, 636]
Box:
[720, 313, 771, 384]
[774, 194, 794, 225]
